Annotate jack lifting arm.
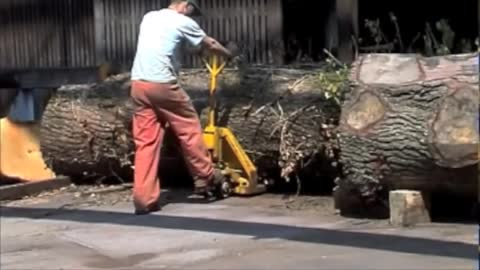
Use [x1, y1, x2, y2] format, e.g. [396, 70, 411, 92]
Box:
[201, 54, 266, 196]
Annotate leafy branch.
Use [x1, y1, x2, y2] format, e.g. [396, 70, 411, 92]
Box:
[315, 49, 349, 105]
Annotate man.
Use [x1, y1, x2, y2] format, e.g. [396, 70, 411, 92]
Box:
[130, 0, 233, 215]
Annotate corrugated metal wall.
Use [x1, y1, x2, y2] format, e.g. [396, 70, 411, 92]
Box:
[101, 0, 170, 69]
[100, 0, 282, 68]
[188, 0, 281, 66]
[0, 0, 282, 70]
[0, 0, 96, 70]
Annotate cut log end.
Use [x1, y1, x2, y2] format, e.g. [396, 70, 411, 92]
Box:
[357, 54, 423, 85]
[429, 85, 479, 168]
[0, 117, 55, 182]
[343, 90, 386, 132]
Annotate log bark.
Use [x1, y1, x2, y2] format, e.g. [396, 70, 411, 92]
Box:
[39, 67, 341, 186]
[335, 53, 479, 216]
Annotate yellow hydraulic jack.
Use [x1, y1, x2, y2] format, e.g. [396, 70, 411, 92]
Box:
[202, 55, 266, 199]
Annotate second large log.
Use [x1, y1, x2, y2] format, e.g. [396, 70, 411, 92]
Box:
[335, 53, 479, 216]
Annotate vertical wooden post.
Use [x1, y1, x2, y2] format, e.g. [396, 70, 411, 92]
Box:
[352, 0, 359, 38]
[335, 0, 358, 63]
[267, 0, 284, 65]
[93, 0, 106, 65]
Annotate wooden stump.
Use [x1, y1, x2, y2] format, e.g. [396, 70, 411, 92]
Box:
[389, 190, 431, 227]
[335, 53, 479, 216]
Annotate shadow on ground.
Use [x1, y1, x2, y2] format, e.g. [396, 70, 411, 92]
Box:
[0, 205, 476, 260]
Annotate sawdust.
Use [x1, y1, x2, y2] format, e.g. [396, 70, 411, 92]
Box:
[1, 183, 133, 208]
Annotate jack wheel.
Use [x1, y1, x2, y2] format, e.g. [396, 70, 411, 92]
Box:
[213, 175, 233, 199]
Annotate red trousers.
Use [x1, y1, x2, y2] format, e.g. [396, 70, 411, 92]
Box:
[130, 80, 214, 210]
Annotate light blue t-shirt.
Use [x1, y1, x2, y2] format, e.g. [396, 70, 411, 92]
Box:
[131, 9, 206, 83]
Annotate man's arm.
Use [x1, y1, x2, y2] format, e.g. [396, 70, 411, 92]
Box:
[201, 36, 232, 58]
[180, 18, 234, 59]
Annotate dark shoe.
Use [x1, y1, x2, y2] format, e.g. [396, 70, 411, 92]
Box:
[193, 182, 212, 196]
[193, 169, 223, 194]
[193, 176, 213, 195]
[134, 204, 161, 215]
[193, 170, 230, 199]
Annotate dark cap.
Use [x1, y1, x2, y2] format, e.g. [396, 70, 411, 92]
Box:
[186, 0, 202, 16]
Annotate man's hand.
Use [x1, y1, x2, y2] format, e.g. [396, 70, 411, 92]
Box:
[225, 41, 240, 58]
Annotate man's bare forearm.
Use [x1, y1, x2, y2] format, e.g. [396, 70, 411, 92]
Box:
[202, 36, 232, 58]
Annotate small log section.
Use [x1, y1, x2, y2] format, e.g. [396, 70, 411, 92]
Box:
[0, 118, 56, 181]
[37, 68, 340, 185]
[389, 190, 431, 227]
[335, 53, 479, 216]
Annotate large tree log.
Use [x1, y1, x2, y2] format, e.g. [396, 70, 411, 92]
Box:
[335, 53, 479, 216]
[37, 67, 341, 187]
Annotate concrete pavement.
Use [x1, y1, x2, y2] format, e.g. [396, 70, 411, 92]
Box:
[0, 191, 477, 269]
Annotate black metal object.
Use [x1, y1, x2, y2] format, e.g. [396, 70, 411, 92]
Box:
[0, 64, 114, 89]
[7, 89, 54, 122]
[0, 63, 116, 120]
[0, 89, 18, 118]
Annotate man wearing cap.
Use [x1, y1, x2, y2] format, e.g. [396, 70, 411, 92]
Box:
[130, 0, 233, 214]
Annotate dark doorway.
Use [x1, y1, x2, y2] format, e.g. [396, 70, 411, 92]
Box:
[282, 0, 337, 64]
[358, 0, 478, 55]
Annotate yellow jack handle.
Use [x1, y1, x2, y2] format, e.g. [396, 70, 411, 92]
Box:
[202, 54, 226, 128]
[201, 54, 266, 196]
